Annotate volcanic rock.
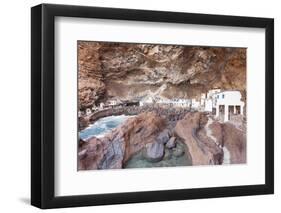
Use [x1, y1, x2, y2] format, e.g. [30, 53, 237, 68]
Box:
[144, 142, 165, 162]
[222, 122, 246, 164]
[79, 116, 89, 130]
[174, 112, 223, 165]
[78, 112, 166, 170]
[78, 42, 247, 110]
[166, 137, 176, 149]
[156, 129, 171, 144]
[98, 136, 125, 169]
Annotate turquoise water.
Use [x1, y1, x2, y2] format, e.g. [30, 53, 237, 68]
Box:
[79, 115, 133, 140]
[124, 141, 192, 168]
[79, 114, 192, 169]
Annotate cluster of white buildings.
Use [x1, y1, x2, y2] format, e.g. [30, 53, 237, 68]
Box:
[139, 97, 191, 108]
[139, 89, 245, 122]
[79, 89, 245, 122]
[79, 99, 121, 117]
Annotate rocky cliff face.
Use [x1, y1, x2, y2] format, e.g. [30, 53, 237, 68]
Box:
[78, 41, 246, 110]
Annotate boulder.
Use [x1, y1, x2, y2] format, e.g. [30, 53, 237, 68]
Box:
[166, 137, 176, 149]
[156, 129, 170, 144]
[144, 141, 165, 162]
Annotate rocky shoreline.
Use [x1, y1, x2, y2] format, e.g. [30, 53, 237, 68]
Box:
[79, 105, 191, 130]
[78, 111, 246, 170]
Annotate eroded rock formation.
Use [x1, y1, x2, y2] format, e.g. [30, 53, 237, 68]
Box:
[174, 112, 223, 165]
[78, 112, 166, 170]
[79, 111, 246, 170]
[222, 122, 246, 164]
[78, 42, 246, 110]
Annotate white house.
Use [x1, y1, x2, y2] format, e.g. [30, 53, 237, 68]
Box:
[85, 108, 92, 115]
[214, 90, 245, 122]
[207, 89, 221, 99]
[169, 98, 191, 108]
[197, 89, 244, 122]
[78, 111, 82, 117]
[107, 99, 119, 106]
[200, 93, 206, 106]
[191, 98, 200, 109]
[91, 105, 98, 111]
[140, 96, 191, 108]
[99, 102, 105, 109]
[203, 89, 221, 112]
[177, 99, 191, 108]
[139, 96, 154, 106]
[162, 98, 191, 108]
[204, 99, 213, 112]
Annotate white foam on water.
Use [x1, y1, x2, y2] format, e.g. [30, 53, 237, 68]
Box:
[79, 114, 134, 140]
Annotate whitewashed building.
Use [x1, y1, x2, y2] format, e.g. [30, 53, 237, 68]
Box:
[175, 99, 191, 108]
[136, 90, 244, 122]
[78, 111, 82, 117]
[191, 98, 200, 109]
[107, 99, 120, 106]
[140, 96, 191, 108]
[204, 99, 213, 112]
[197, 89, 244, 122]
[207, 89, 221, 99]
[85, 108, 92, 115]
[99, 102, 105, 109]
[203, 89, 221, 112]
[139, 96, 154, 106]
[91, 105, 98, 111]
[158, 98, 191, 107]
[214, 91, 245, 122]
[200, 93, 206, 106]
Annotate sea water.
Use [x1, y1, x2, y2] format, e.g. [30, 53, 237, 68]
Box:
[124, 141, 192, 168]
[79, 115, 133, 140]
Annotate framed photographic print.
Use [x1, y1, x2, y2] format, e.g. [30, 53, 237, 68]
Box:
[31, 3, 274, 209]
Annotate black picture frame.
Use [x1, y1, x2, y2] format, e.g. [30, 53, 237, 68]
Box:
[31, 3, 274, 209]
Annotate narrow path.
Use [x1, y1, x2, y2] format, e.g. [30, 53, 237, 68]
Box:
[205, 117, 221, 148]
[205, 116, 231, 165]
[222, 147, 231, 164]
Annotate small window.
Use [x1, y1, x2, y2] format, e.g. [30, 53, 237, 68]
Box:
[222, 94, 225, 99]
